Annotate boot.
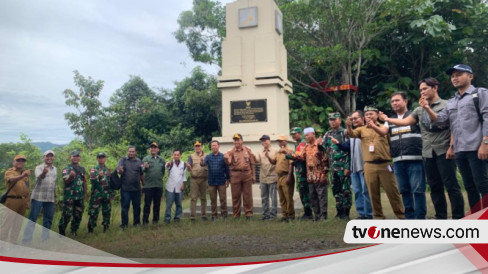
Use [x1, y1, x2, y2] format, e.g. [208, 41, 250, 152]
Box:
[103, 225, 109, 233]
[88, 227, 94, 234]
[340, 208, 350, 220]
[335, 208, 343, 219]
[59, 226, 65, 236]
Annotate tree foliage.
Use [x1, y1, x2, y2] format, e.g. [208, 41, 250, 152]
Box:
[63, 70, 105, 149]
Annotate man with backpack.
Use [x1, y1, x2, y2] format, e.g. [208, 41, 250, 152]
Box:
[380, 77, 465, 219]
[425, 64, 488, 214]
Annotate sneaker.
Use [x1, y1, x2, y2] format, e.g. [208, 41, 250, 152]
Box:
[261, 216, 269, 221]
[300, 214, 314, 220]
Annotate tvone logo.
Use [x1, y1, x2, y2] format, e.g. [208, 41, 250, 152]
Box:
[368, 226, 380, 239]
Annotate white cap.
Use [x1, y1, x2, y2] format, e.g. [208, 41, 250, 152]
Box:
[304, 127, 315, 135]
[43, 150, 55, 156]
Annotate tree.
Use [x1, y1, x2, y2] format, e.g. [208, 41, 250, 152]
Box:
[279, 0, 384, 116]
[63, 70, 105, 149]
[174, 0, 226, 66]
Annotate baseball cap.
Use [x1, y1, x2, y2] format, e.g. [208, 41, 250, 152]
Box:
[291, 127, 302, 134]
[277, 135, 288, 141]
[446, 64, 473, 75]
[14, 155, 27, 161]
[150, 142, 159, 148]
[70, 150, 81, 157]
[97, 152, 106, 158]
[43, 150, 55, 156]
[259, 134, 270, 141]
[328, 112, 342, 119]
[233, 133, 243, 140]
[194, 140, 202, 146]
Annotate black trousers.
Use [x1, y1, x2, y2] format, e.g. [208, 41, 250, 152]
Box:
[143, 187, 163, 224]
[455, 151, 488, 214]
[423, 152, 465, 219]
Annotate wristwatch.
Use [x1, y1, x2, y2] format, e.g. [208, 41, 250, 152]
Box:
[483, 139, 488, 145]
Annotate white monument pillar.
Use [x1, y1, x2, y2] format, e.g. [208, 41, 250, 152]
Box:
[214, 0, 293, 152]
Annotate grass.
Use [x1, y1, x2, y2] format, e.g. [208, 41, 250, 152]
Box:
[17, 189, 470, 263]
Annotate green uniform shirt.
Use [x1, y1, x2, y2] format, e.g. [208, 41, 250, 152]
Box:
[62, 164, 86, 200]
[89, 164, 111, 198]
[142, 155, 165, 188]
[323, 127, 351, 171]
[291, 138, 307, 182]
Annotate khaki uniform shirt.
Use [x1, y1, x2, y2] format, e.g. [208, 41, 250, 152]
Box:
[4, 168, 29, 198]
[255, 147, 278, 183]
[349, 123, 392, 162]
[225, 146, 256, 172]
[274, 148, 293, 177]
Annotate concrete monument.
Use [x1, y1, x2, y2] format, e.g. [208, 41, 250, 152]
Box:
[214, 0, 293, 152]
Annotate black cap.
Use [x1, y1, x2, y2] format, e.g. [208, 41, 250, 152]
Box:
[97, 152, 106, 158]
[70, 150, 81, 157]
[259, 134, 270, 141]
[446, 64, 473, 75]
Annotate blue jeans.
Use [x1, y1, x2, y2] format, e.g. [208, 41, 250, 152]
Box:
[121, 190, 141, 227]
[22, 199, 55, 243]
[164, 190, 182, 222]
[351, 172, 372, 218]
[456, 151, 488, 213]
[394, 160, 427, 219]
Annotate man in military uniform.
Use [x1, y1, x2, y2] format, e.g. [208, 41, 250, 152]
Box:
[59, 151, 87, 236]
[323, 112, 352, 220]
[224, 133, 256, 219]
[290, 127, 313, 220]
[87, 152, 113, 233]
[187, 140, 208, 221]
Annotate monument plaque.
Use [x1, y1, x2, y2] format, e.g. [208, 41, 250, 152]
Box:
[231, 99, 267, 123]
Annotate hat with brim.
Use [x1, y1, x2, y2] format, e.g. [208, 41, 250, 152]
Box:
[70, 150, 81, 157]
[446, 64, 473, 75]
[14, 155, 26, 161]
[233, 133, 243, 140]
[43, 150, 55, 156]
[259, 135, 270, 141]
[277, 135, 288, 141]
[97, 152, 106, 158]
[194, 140, 202, 146]
[150, 142, 159, 148]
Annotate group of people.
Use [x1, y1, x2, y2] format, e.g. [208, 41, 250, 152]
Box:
[1, 63, 488, 243]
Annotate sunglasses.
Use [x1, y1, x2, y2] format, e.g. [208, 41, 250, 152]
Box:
[16, 159, 26, 162]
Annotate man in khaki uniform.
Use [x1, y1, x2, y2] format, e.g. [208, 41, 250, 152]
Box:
[224, 133, 256, 219]
[187, 140, 208, 221]
[255, 134, 278, 220]
[1, 155, 30, 243]
[347, 106, 405, 219]
[267, 135, 295, 221]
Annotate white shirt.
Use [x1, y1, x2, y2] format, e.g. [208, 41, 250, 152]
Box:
[165, 160, 187, 193]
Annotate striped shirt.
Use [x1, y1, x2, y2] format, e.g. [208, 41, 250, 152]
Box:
[32, 164, 57, 202]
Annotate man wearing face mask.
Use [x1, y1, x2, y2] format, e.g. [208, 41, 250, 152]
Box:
[380, 77, 465, 219]
[425, 64, 488, 214]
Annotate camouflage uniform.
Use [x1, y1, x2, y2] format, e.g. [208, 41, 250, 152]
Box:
[288, 127, 313, 219]
[87, 164, 113, 232]
[58, 164, 86, 235]
[323, 126, 352, 219]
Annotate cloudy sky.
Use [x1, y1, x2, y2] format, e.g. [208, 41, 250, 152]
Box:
[0, 0, 233, 144]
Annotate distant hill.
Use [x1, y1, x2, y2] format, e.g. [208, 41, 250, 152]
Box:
[33, 142, 64, 152]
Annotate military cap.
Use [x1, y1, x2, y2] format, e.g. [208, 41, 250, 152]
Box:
[96, 152, 106, 158]
[70, 150, 81, 157]
[328, 112, 342, 119]
[291, 127, 302, 134]
[363, 106, 379, 113]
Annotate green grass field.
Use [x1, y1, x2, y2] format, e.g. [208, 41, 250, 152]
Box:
[16, 189, 470, 263]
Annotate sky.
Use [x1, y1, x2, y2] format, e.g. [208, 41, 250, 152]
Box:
[0, 0, 233, 144]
